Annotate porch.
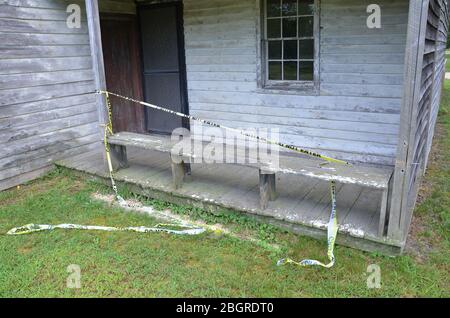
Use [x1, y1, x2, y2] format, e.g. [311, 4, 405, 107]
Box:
[56, 144, 402, 255]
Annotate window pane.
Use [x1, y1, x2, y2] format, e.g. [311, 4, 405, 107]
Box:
[284, 40, 298, 59]
[299, 16, 313, 37]
[268, 41, 282, 59]
[267, 18, 281, 38]
[299, 39, 314, 59]
[267, 0, 281, 17]
[299, 61, 314, 81]
[298, 0, 314, 15]
[269, 61, 282, 80]
[284, 62, 298, 80]
[282, 17, 297, 37]
[282, 0, 297, 16]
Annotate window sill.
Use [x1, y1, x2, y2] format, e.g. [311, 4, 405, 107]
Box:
[257, 83, 319, 96]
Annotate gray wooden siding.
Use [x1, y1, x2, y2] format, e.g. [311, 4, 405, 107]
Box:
[183, 0, 410, 165]
[0, 0, 100, 191]
[401, 0, 448, 241]
[387, 0, 448, 244]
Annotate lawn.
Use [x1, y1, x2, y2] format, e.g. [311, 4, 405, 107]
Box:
[447, 51, 450, 72]
[0, 88, 449, 298]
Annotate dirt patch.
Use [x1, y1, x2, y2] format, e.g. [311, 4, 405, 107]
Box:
[0, 177, 58, 207]
[416, 123, 445, 205]
[405, 215, 435, 263]
[17, 245, 33, 255]
[91, 192, 281, 252]
[65, 179, 86, 194]
[0, 174, 87, 208]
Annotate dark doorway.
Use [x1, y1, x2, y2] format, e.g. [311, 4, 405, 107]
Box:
[138, 2, 189, 135]
[101, 14, 145, 133]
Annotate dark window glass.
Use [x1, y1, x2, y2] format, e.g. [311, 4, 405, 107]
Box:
[284, 40, 298, 59]
[299, 39, 314, 59]
[298, 16, 313, 37]
[299, 61, 314, 81]
[267, 0, 281, 17]
[268, 40, 282, 59]
[269, 61, 282, 80]
[282, 0, 297, 16]
[266, 0, 316, 83]
[298, 0, 314, 15]
[284, 61, 297, 80]
[267, 18, 281, 38]
[282, 17, 297, 37]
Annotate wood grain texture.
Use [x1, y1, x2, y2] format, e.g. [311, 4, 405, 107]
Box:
[0, 0, 102, 191]
[389, 0, 448, 242]
[56, 147, 404, 254]
[183, 0, 410, 165]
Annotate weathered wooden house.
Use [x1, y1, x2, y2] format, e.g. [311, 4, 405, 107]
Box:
[0, 0, 448, 255]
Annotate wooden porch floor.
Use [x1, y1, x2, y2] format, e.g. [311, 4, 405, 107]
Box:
[57, 147, 401, 255]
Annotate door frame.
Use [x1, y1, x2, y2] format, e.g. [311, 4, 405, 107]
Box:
[137, 1, 190, 133]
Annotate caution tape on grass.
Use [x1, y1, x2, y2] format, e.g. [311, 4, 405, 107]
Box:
[277, 181, 338, 268]
[96, 90, 343, 269]
[7, 223, 205, 236]
[6, 92, 206, 238]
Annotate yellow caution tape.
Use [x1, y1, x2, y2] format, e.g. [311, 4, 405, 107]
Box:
[97, 90, 346, 268]
[7, 223, 205, 236]
[97, 90, 350, 166]
[102, 91, 126, 206]
[277, 181, 338, 268]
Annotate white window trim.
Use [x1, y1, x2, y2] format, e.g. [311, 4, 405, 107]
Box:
[257, 0, 320, 94]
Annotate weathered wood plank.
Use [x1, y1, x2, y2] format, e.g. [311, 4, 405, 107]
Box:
[0, 0, 102, 191]
[86, 0, 108, 170]
[0, 81, 95, 106]
[183, 0, 409, 165]
[388, 0, 430, 242]
[56, 147, 404, 253]
[108, 132, 393, 189]
[0, 57, 93, 75]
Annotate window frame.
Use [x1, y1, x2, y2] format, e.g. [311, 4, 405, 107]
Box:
[260, 0, 320, 93]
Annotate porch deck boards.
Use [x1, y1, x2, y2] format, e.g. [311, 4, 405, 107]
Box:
[57, 147, 389, 251]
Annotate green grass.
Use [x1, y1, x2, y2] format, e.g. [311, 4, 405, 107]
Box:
[446, 51, 450, 72]
[0, 88, 449, 298]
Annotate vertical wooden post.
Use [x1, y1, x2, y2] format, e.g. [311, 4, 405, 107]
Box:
[110, 145, 128, 171]
[85, 0, 108, 170]
[171, 155, 186, 190]
[388, 0, 429, 243]
[378, 188, 389, 237]
[259, 169, 277, 210]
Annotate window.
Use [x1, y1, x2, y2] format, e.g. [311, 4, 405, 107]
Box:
[263, 0, 318, 90]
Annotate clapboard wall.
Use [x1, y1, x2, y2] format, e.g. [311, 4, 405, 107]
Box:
[0, 0, 137, 191]
[0, 0, 99, 191]
[184, 0, 410, 165]
[402, 0, 448, 240]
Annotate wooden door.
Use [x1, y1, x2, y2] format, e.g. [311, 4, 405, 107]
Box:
[139, 3, 189, 134]
[101, 14, 145, 133]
